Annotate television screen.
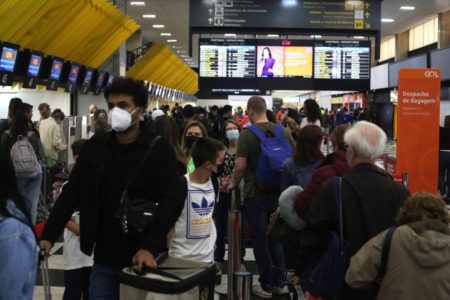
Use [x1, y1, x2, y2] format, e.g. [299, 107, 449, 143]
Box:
[68, 65, 79, 83]
[388, 54, 427, 87]
[84, 70, 93, 84]
[256, 45, 313, 78]
[27, 54, 42, 77]
[430, 47, 450, 81]
[314, 41, 370, 80]
[49, 59, 63, 80]
[199, 39, 256, 78]
[97, 71, 105, 87]
[0, 46, 18, 73]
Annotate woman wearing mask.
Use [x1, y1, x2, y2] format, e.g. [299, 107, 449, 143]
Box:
[214, 120, 244, 271]
[181, 121, 208, 173]
[300, 99, 323, 129]
[0, 144, 39, 299]
[1, 109, 44, 224]
[280, 125, 324, 191]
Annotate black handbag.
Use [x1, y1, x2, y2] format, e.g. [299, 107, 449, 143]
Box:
[116, 136, 161, 236]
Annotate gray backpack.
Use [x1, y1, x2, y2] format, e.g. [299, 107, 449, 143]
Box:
[9, 131, 40, 178]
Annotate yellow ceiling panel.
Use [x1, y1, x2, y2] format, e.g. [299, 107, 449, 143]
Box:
[126, 43, 198, 95]
[0, 0, 139, 69]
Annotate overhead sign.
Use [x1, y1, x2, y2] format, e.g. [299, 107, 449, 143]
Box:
[397, 68, 441, 193]
[190, 0, 381, 31]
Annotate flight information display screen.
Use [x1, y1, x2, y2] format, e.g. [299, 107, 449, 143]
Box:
[68, 65, 79, 83]
[27, 54, 42, 77]
[314, 41, 370, 80]
[199, 39, 256, 78]
[49, 60, 63, 80]
[0, 46, 18, 72]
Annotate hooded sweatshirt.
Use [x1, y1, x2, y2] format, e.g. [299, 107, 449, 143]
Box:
[346, 219, 450, 300]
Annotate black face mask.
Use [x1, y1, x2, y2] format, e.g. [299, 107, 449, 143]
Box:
[186, 136, 200, 149]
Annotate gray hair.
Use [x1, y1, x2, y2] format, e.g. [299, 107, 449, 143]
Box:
[344, 121, 386, 161]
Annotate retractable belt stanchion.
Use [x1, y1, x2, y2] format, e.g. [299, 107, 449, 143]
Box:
[227, 189, 251, 299]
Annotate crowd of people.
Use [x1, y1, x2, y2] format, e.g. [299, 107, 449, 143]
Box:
[1, 77, 450, 300]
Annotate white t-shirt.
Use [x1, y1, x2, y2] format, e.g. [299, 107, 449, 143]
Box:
[63, 212, 94, 270]
[300, 118, 322, 129]
[169, 174, 217, 262]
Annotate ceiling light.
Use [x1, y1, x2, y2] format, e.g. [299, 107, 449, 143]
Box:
[310, 35, 322, 38]
[400, 6, 415, 10]
[142, 14, 156, 18]
[224, 33, 236, 37]
[167, 39, 177, 43]
[181, 55, 189, 58]
[152, 24, 165, 28]
[381, 18, 395, 23]
[353, 36, 365, 39]
[172, 46, 182, 49]
[160, 33, 172, 36]
[267, 34, 279, 38]
[130, 1, 145, 6]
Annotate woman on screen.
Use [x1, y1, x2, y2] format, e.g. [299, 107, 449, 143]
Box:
[261, 47, 275, 77]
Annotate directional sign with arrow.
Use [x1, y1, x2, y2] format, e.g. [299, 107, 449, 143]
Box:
[208, 18, 213, 24]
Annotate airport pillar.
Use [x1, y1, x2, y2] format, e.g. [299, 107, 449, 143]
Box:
[395, 30, 409, 61]
[439, 10, 450, 48]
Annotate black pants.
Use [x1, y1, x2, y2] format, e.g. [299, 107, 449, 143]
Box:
[63, 267, 92, 300]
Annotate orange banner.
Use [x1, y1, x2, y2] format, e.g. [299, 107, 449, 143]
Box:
[397, 69, 441, 193]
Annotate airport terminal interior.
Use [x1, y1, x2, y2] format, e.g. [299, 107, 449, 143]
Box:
[1, 0, 450, 299]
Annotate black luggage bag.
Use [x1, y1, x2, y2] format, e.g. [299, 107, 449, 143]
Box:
[120, 255, 216, 300]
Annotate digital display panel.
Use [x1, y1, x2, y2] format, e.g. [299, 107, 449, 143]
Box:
[68, 65, 79, 83]
[49, 59, 63, 80]
[0, 47, 18, 72]
[107, 75, 113, 86]
[199, 39, 256, 78]
[84, 70, 93, 84]
[27, 54, 42, 77]
[256, 45, 313, 78]
[97, 71, 105, 87]
[314, 41, 370, 80]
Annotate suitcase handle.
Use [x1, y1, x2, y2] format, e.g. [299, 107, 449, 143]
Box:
[133, 266, 183, 281]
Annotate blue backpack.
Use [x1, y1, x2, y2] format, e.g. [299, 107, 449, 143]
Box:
[247, 124, 293, 186]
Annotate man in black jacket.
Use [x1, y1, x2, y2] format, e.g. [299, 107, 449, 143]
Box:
[293, 121, 410, 300]
[40, 78, 183, 300]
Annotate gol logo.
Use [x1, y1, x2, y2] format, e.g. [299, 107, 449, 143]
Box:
[425, 70, 439, 78]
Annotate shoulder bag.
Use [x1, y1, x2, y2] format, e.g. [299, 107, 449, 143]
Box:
[116, 136, 161, 236]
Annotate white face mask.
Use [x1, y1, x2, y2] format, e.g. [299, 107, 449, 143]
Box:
[108, 107, 138, 132]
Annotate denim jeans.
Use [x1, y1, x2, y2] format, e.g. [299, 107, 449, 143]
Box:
[63, 267, 92, 300]
[16, 167, 43, 224]
[214, 192, 246, 263]
[439, 150, 450, 197]
[89, 263, 121, 300]
[0, 216, 39, 300]
[245, 196, 285, 292]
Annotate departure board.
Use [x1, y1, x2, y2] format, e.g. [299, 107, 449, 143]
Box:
[314, 41, 370, 80]
[199, 40, 256, 78]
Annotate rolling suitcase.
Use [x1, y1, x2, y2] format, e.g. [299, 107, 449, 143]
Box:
[120, 255, 216, 300]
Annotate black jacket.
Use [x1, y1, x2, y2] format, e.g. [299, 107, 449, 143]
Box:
[295, 163, 410, 300]
[41, 124, 183, 267]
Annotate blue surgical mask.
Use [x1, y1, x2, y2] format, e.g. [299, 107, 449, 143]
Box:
[226, 129, 239, 140]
